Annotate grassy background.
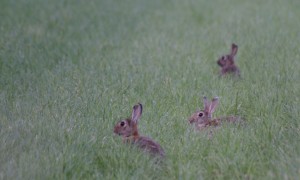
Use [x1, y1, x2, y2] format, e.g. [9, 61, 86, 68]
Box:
[1, 0, 300, 179]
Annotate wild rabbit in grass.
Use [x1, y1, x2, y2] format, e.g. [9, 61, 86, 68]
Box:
[217, 43, 240, 77]
[114, 103, 165, 158]
[188, 96, 242, 130]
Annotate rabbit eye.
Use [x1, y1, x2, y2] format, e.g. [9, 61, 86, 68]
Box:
[120, 121, 126, 127]
[221, 56, 225, 60]
[198, 112, 204, 117]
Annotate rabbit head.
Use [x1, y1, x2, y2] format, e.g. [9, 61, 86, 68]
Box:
[114, 103, 142, 139]
[188, 96, 219, 125]
[217, 43, 240, 76]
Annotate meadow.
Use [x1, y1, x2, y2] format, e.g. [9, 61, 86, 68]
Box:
[1, 0, 300, 179]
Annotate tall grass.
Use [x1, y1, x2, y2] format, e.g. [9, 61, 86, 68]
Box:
[1, 0, 299, 179]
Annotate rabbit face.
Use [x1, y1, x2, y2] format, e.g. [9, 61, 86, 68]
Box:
[188, 110, 209, 124]
[114, 103, 142, 138]
[114, 119, 133, 137]
[217, 55, 234, 67]
[189, 97, 219, 126]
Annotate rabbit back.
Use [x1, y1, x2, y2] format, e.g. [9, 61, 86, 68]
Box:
[134, 136, 165, 158]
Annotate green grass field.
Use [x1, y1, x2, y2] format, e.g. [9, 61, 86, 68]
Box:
[1, 0, 300, 179]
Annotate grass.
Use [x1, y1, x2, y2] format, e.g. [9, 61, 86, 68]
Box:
[1, 0, 300, 179]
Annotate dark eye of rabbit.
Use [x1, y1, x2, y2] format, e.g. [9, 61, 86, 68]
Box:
[221, 56, 225, 60]
[198, 112, 204, 117]
[120, 121, 125, 127]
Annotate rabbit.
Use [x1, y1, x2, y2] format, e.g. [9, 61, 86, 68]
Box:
[217, 43, 240, 77]
[188, 96, 242, 130]
[114, 103, 165, 158]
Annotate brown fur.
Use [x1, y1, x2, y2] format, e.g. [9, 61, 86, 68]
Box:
[114, 103, 165, 158]
[217, 43, 240, 76]
[188, 97, 242, 131]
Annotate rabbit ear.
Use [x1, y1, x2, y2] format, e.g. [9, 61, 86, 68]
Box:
[203, 97, 218, 119]
[203, 96, 210, 112]
[131, 103, 143, 124]
[231, 43, 238, 57]
[209, 97, 219, 114]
